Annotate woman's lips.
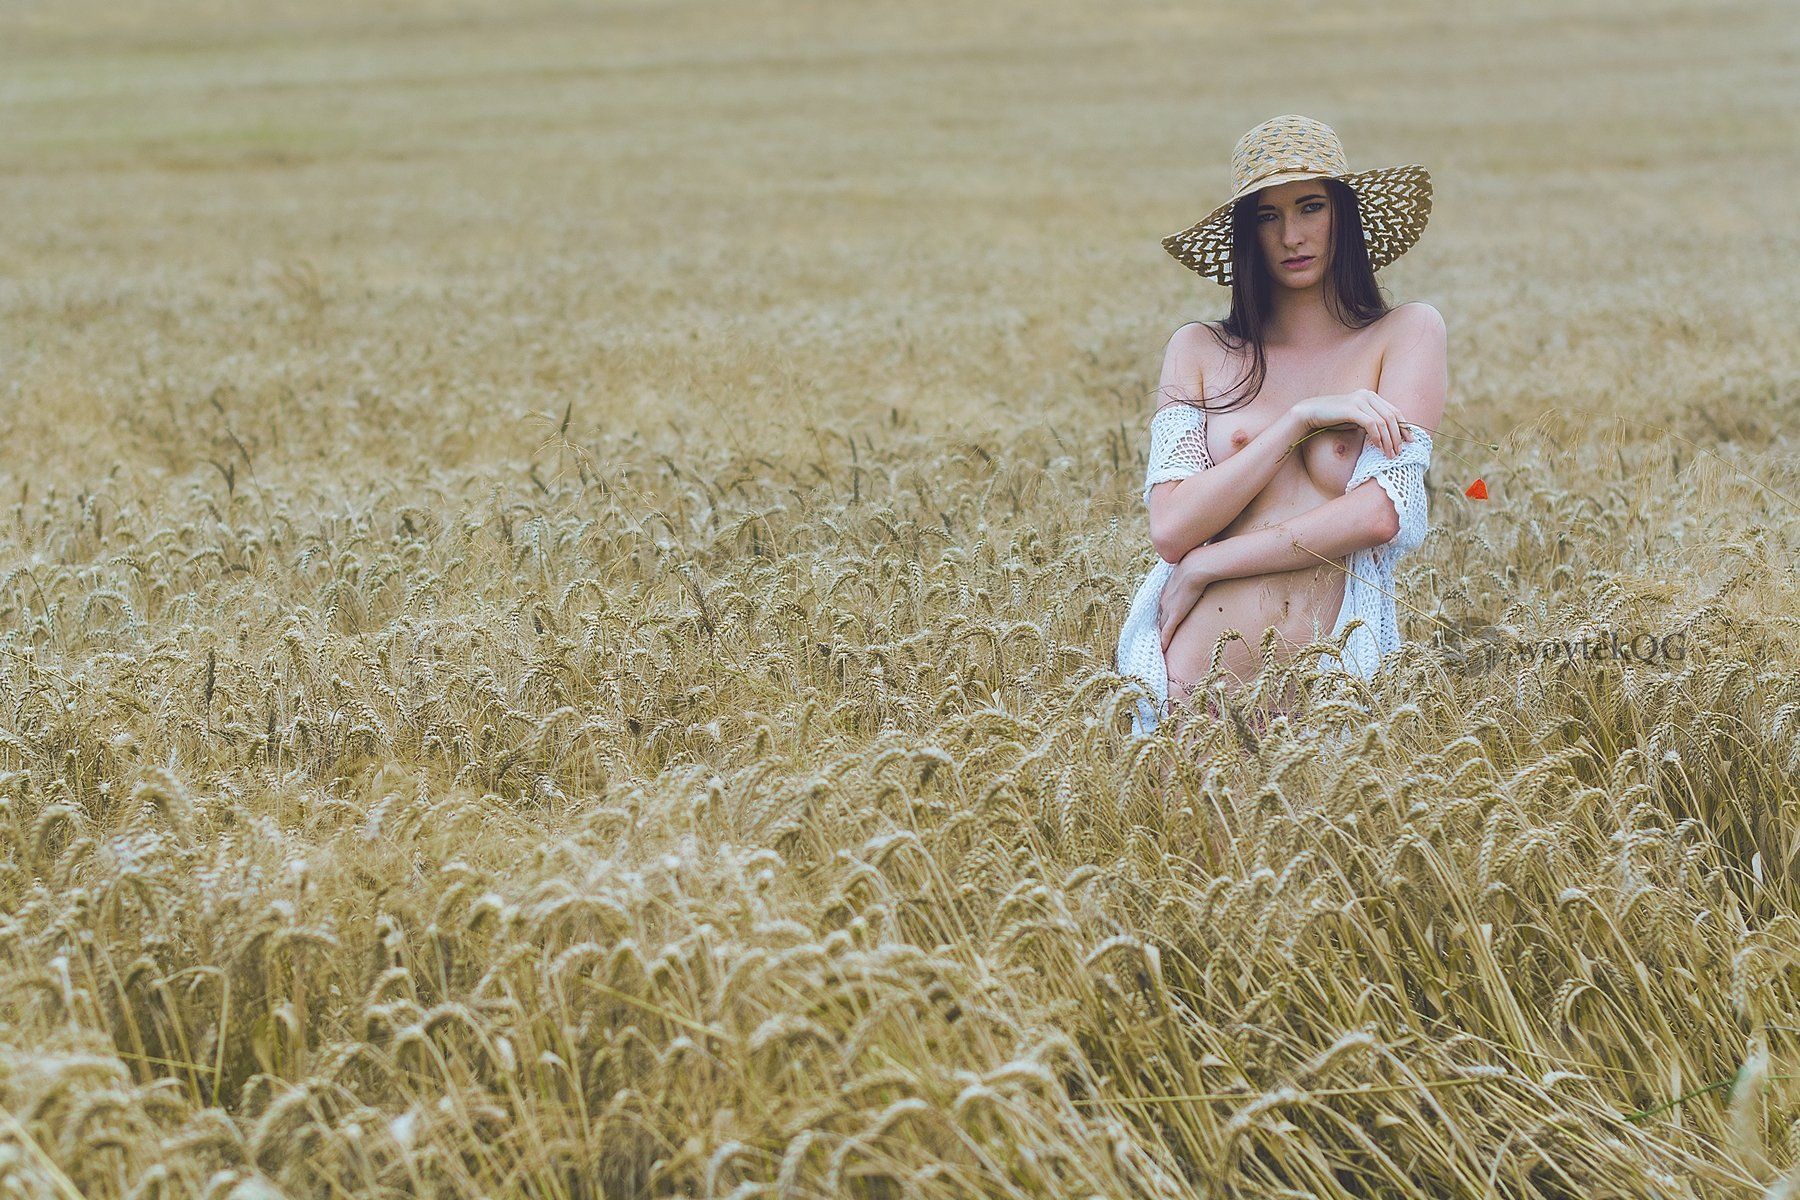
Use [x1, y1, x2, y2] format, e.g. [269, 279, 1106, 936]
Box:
[1282, 256, 1315, 269]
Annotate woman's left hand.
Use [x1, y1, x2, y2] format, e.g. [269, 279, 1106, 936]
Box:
[1157, 549, 1218, 654]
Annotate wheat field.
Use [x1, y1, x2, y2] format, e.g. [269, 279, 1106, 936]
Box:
[1, 0, 1797, 1196]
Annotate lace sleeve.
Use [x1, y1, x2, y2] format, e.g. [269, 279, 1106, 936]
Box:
[1347, 426, 1434, 560]
[1141, 402, 1212, 507]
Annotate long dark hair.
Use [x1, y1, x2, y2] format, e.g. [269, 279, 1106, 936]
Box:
[1195, 177, 1392, 413]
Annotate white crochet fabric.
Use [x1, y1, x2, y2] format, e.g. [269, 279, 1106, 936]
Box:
[1115, 402, 1434, 736]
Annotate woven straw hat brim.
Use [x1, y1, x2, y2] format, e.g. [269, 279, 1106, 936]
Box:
[1162, 163, 1432, 286]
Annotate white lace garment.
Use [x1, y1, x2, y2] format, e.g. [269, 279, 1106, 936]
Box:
[1115, 401, 1434, 736]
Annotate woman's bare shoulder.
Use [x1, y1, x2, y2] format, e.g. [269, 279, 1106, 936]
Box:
[1159, 322, 1231, 363]
[1169, 318, 1225, 344]
[1375, 303, 1448, 373]
[1379, 301, 1447, 338]
[1157, 320, 1224, 411]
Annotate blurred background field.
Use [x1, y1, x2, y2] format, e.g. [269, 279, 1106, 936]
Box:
[1, 0, 1797, 1196]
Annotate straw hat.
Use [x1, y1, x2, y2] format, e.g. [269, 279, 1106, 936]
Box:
[1162, 114, 1432, 286]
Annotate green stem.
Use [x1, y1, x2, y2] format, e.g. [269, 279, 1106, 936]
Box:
[1623, 1071, 1796, 1124]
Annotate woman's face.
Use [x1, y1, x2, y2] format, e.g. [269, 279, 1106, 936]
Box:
[1255, 177, 1332, 287]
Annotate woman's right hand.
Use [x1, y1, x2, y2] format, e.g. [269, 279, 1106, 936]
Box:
[1288, 389, 1413, 459]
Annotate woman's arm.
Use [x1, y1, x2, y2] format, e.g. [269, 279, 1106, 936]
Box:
[1156, 471, 1414, 652]
[1178, 481, 1401, 584]
[1173, 303, 1449, 587]
[1146, 323, 1309, 563]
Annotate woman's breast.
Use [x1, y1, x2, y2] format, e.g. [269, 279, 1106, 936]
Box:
[1220, 425, 1364, 538]
[1298, 425, 1365, 495]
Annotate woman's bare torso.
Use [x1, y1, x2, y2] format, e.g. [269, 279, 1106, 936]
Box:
[1163, 319, 1393, 693]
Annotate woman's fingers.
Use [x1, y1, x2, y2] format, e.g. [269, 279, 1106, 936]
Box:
[1377, 399, 1412, 452]
[1362, 409, 1392, 457]
[1160, 596, 1184, 652]
[1323, 390, 1414, 455]
[1377, 404, 1399, 456]
[1158, 588, 1189, 653]
[1162, 609, 1191, 655]
[1359, 393, 1391, 454]
[1352, 401, 1383, 455]
[1349, 392, 1414, 455]
[1323, 392, 1414, 454]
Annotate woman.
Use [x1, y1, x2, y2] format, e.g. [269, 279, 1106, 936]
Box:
[1116, 114, 1448, 736]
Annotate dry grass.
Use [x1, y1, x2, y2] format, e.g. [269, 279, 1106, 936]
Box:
[1, 0, 1798, 1196]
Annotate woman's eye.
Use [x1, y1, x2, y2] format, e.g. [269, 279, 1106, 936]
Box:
[1260, 204, 1323, 220]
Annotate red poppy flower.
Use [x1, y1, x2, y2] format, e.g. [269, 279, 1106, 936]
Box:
[1464, 478, 1488, 500]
